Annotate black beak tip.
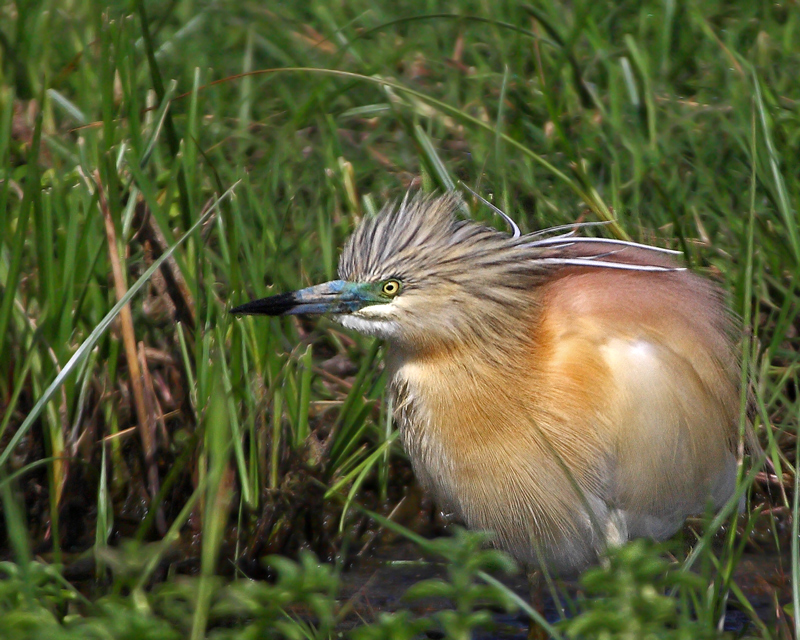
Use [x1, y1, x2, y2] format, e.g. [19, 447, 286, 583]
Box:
[230, 292, 298, 317]
[229, 302, 251, 316]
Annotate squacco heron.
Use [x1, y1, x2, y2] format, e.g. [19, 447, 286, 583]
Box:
[232, 192, 744, 587]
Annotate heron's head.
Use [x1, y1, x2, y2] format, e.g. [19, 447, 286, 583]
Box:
[230, 193, 539, 351]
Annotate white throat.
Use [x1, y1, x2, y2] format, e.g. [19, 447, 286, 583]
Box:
[335, 304, 401, 339]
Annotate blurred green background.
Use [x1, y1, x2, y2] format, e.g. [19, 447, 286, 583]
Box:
[0, 0, 797, 637]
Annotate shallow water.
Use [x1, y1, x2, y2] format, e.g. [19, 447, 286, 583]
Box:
[338, 542, 791, 638]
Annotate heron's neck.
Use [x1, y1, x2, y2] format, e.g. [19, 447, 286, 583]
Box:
[388, 301, 544, 371]
[385, 316, 544, 388]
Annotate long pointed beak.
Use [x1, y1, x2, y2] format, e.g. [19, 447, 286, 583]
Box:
[230, 280, 363, 316]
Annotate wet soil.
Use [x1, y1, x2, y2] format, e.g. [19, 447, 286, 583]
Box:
[337, 541, 793, 638]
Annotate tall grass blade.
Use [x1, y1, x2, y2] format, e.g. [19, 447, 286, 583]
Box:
[0, 184, 238, 470]
[0, 94, 42, 366]
[752, 71, 800, 267]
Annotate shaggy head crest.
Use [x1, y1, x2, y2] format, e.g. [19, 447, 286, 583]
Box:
[340, 193, 478, 280]
[337, 192, 539, 295]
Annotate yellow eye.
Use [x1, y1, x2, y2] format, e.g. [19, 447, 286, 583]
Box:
[381, 279, 401, 297]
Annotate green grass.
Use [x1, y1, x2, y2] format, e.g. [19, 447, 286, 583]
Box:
[0, 0, 798, 637]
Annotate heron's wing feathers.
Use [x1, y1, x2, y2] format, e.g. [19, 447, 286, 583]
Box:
[600, 336, 739, 538]
[538, 264, 741, 540]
